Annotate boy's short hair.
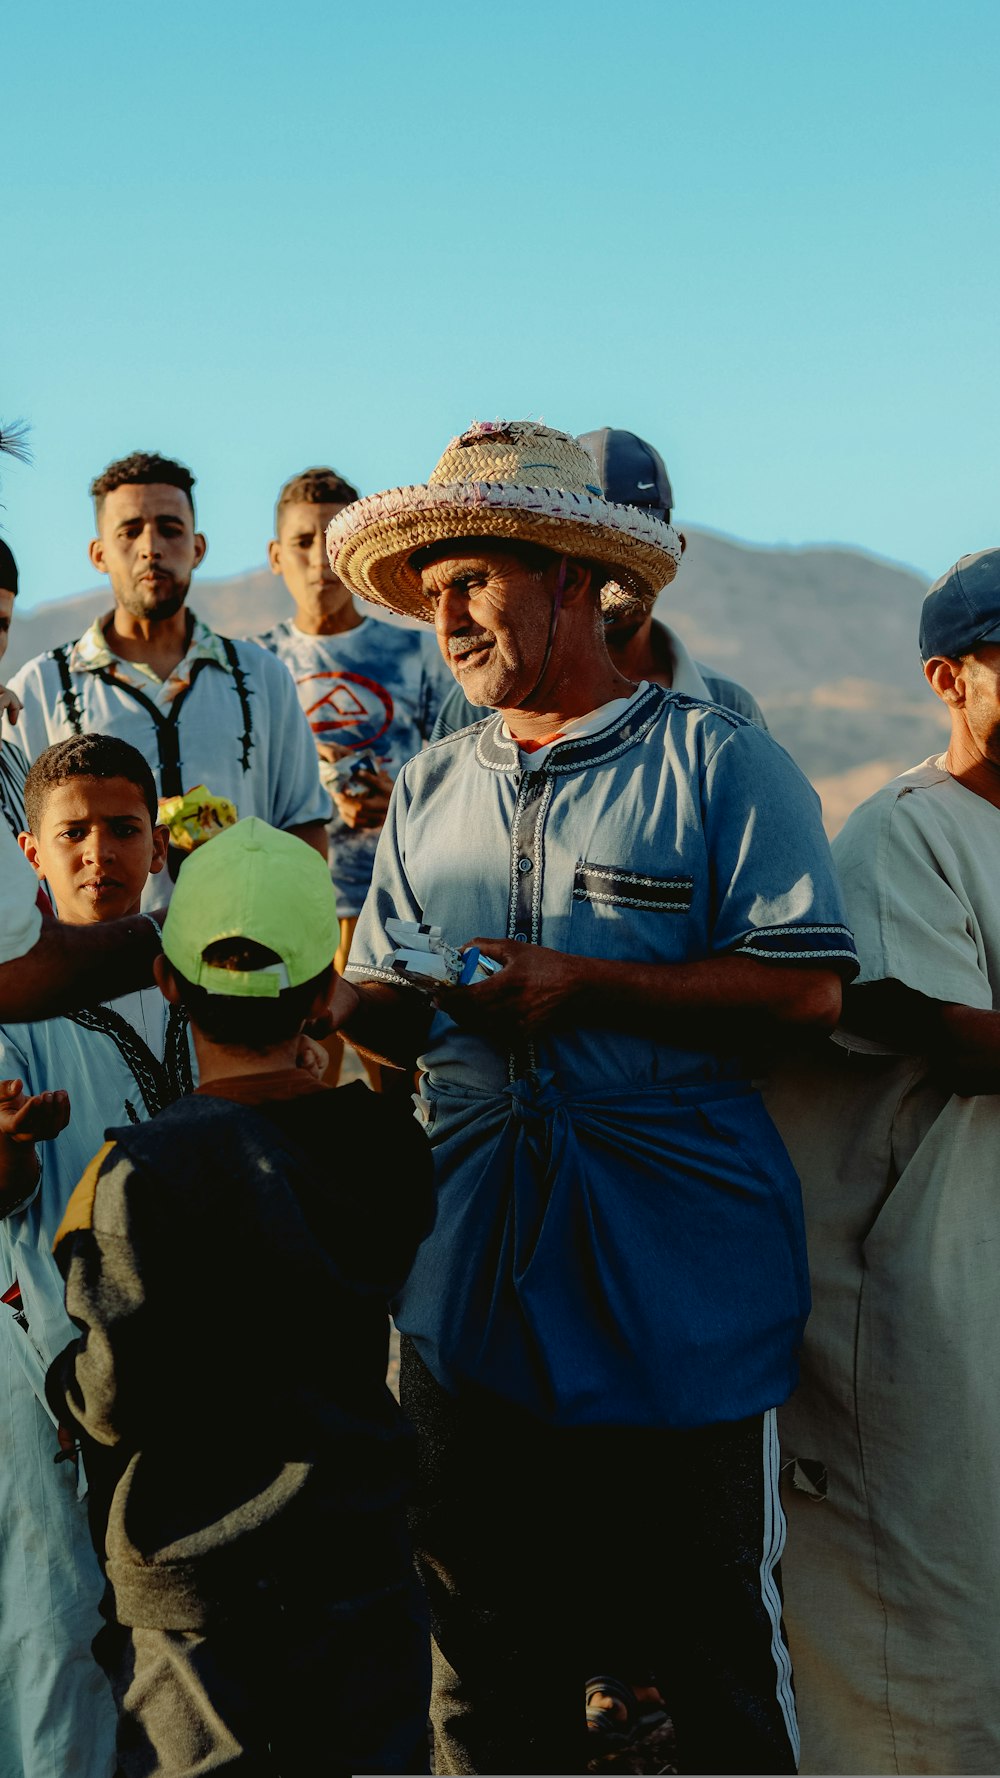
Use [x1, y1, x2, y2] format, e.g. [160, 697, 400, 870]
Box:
[275, 467, 359, 532]
[90, 452, 196, 519]
[0, 539, 18, 596]
[170, 939, 333, 1049]
[25, 735, 159, 833]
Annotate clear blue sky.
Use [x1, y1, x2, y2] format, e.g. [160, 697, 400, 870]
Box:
[3, 0, 998, 609]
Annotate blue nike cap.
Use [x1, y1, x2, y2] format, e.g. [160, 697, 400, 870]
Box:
[919, 548, 1000, 662]
[578, 428, 673, 520]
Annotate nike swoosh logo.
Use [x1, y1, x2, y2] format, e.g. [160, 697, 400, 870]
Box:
[637, 481, 656, 489]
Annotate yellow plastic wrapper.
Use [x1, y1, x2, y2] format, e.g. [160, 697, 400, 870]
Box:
[158, 785, 238, 852]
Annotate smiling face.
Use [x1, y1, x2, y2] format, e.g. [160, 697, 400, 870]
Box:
[420, 546, 560, 709]
[268, 500, 354, 621]
[89, 483, 207, 622]
[21, 775, 168, 923]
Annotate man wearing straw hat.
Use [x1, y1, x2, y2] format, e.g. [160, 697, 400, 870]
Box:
[329, 420, 858, 1776]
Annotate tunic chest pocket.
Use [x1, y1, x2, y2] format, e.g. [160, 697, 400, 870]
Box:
[572, 861, 694, 913]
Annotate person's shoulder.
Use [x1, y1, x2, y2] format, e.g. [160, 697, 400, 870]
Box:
[221, 632, 302, 687]
[8, 644, 75, 693]
[253, 618, 295, 654]
[697, 668, 766, 727]
[429, 679, 489, 740]
[834, 758, 954, 855]
[660, 688, 757, 748]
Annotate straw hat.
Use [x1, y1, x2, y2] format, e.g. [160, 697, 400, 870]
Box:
[325, 420, 683, 622]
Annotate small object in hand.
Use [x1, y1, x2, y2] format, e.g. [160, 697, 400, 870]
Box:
[323, 750, 380, 799]
[158, 785, 238, 852]
[380, 919, 502, 989]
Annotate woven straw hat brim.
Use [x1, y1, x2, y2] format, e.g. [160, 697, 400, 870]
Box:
[327, 482, 682, 621]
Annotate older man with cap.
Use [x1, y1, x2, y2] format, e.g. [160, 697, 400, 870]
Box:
[765, 546, 1000, 1775]
[430, 424, 765, 740]
[331, 420, 857, 1775]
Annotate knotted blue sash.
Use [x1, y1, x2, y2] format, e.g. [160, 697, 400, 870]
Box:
[394, 1071, 809, 1427]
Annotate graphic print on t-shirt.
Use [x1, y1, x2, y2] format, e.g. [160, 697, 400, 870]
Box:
[299, 670, 395, 749]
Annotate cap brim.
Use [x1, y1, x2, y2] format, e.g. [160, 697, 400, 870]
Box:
[327, 482, 682, 621]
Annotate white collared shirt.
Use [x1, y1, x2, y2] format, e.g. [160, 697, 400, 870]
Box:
[9, 611, 331, 907]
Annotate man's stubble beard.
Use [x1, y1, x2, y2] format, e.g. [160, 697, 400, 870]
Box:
[115, 575, 190, 622]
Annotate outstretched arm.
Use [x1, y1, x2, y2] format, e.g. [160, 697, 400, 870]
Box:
[0, 911, 164, 1023]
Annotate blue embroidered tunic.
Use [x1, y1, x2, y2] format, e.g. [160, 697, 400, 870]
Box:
[348, 684, 858, 1429]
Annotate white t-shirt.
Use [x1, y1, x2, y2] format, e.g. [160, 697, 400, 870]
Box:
[0, 822, 41, 967]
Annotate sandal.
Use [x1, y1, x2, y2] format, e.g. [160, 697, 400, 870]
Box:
[585, 1674, 640, 1748]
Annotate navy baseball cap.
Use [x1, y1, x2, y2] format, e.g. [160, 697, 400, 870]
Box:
[919, 548, 1000, 661]
[578, 428, 674, 519]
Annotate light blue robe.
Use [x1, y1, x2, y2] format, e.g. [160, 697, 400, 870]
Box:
[0, 991, 192, 1778]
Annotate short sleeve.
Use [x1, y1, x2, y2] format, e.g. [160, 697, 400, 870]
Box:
[0, 824, 42, 966]
[833, 791, 992, 1008]
[344, 771, 427, 989]
[702, 720, 858, 975]
[700, 670, 769, 732]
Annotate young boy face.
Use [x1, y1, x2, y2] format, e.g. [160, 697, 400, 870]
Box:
[21, 775, 168, 924]
[269, 501, 352, 617]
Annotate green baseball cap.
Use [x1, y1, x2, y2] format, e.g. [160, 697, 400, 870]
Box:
[162, 818, 337, 998]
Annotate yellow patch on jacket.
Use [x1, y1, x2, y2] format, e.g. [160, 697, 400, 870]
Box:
[53, 1140, 115, 1251]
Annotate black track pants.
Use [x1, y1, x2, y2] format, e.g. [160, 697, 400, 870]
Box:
[400, 1337, 798, 1776]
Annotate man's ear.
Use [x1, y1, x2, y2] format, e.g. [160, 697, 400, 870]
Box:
[678, 530, 687, 555]
[148, 823, 170, 877]
[925, 656, 965, 705]
[152, 952, 182, 1004]
[560, 558, 599, 607]
[267, 538, 282, 576]
[192, 532, 208, 570]
[88, 536, 107, 576]
[18, 831, 43, 879]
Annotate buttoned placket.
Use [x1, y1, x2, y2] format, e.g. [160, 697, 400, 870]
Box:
[505, 768, 555, 1084]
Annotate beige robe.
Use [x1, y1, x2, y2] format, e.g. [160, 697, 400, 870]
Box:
[765, 759, 1000, 1776]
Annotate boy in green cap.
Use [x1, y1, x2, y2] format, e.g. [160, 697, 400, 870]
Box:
[46, 817, 435, 1777]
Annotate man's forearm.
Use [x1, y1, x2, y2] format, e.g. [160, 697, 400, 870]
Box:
[434, 944, 844, 1048]
[0, 915, 162, 1022]
[843, 982, 1000, 1094]
[342, 980, 433, 1071]
[574, 955, 843, 1037]
[930, 1004, 1000, 1094]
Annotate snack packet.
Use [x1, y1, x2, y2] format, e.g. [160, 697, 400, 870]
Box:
[158, 785, 238, 853]
[380, 918, 502, 990]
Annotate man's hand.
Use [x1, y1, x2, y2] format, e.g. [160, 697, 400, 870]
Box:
[433, 939, 583, 1039]
[0, 684, 22, 727]
[0, 1078, 71, 1143]
[295, 1034, 330, 1081]
[332, 767, 394, 832]
[433, 945, 842, 1048]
